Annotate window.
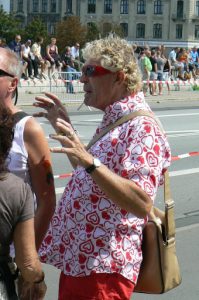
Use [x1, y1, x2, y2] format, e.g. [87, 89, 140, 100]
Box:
[49, 24, 55, 35]
[50, 0, 56, 13]
[196, 1, 199, 17]
[153, 23, 162, 38]
[67, 0, 72, 13]
[104, 0, 112, 14]
[176, 24, 183, 39]
[137, 0, 145, 14]
[120, 0, 128, 14]
[136, 23, 145, 38]
[177, 0, 183, 18]
[10, 0, 14, 11]
[17, 0, 23, 12]
[154, 0, 163, 15]
[120, 23, 128, 37]
[33, 0, 39, 12]
[42, 0, 47, 12]
[88, 0, 96, 13]
[195, 25, 199, 38]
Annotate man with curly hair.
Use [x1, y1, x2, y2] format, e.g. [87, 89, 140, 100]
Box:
[35, 36, 171, 300]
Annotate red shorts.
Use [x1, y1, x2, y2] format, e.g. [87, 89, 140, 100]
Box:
[58, 272, 135, 300]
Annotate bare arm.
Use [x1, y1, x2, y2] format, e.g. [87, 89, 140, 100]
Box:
[13, 219, 43, 282]
[24, 118, 56, 250]
[14, 219, 47, 299]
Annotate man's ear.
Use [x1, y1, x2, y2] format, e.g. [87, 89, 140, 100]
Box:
[114, 71, 125, 84]
[8, 78, 18, 94]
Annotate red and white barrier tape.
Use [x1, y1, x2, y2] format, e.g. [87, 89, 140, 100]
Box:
[54, 173, 72, 179]
[143, 79, 198, 85]
[53, 152, 199, 179]
[171, 151, 199, 161]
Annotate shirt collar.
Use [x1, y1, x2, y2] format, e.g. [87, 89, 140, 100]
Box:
[96, 92, 150, 133]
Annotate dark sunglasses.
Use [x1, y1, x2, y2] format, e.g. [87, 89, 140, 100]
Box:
[81, 65, 113, 77]
[0, 69, 15, 78]
[0, 69, 18, 105]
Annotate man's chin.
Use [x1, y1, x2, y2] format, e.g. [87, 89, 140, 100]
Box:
[84, 97, 91, 107]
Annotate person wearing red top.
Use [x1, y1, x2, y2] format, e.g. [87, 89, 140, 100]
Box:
[34, 36, 171, 300]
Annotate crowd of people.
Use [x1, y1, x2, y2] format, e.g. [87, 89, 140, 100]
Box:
[0, 36, 171, 299]
[1, 34, 199, 97]
[135, 44, 199, 96]
[0, 35, 83, 82]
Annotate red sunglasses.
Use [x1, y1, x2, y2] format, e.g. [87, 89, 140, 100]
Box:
[81, 65, 113, 77]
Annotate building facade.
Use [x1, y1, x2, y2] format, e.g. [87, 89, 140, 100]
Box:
[10, 0, 199, 48]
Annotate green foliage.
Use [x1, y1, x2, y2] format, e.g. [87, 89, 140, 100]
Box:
[23, 17, 48, 43]
[85, 23, 100, 42]
[56, 16, 87, 52]
[192, 84, 199, 91]
[0, 8, 22, 42]
[97, 18, 125, 38]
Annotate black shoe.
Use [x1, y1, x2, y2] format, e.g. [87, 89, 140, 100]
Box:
[21, 73, 28, 80]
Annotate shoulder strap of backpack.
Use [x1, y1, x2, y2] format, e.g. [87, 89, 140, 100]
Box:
[13, 111, 29, 124]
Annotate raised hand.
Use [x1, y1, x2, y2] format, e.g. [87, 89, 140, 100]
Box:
[33, 92, 70, 133]
[49, 118, 93, 169]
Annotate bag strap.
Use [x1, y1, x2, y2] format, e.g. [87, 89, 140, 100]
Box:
[164, 170, 176, 241]
[86, 110, 156, 150]
[13, 111, 29, 124]
[86, 109, 175, 242]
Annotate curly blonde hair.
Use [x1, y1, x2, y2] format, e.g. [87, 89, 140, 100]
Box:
[82, 36, 142, 93]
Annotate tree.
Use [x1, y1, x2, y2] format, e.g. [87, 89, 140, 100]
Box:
[56, 16, 87, 52]
[98, 18, 124, 38]
[85, 22, 100, 42]
[23, 17, 48, 43]
[0, 8, 22, 42]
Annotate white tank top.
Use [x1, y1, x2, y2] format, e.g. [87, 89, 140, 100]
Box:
[8, 115, 32, 185]
[8, 115, 35, 258]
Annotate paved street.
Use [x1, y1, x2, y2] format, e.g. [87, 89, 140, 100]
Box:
[20, 87, 199, 300]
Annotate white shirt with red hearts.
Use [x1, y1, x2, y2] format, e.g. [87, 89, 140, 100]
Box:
[40, 92, 171, 284]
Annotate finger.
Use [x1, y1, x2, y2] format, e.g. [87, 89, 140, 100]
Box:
[34, 98, 54, 108]
[50, 147, 68, 153]
[33, 112, 48, 118]
[49, 131, 75, 141]
[44, 92, 63, 106]
[56, 118, 72, 128]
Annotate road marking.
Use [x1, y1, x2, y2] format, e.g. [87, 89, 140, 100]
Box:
[170, 168, 199, 177]
[177, 223, 199, 233]
[168, 132, 199, 138]
[167, 130, 199, 133]
[56, 187, 65, 194]
[70, 113, 199, 123]
[158, 112, 199, 118]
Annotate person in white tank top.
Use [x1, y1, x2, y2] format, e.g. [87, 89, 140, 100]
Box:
[0, 47, 56, 271]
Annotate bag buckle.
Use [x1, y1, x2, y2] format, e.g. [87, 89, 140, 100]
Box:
[165, 200, 174, 209]
[165, 237, 175, 246]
